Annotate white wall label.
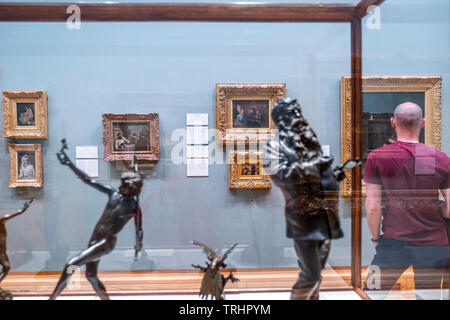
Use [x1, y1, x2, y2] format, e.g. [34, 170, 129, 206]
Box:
[76, 146, 98, 159]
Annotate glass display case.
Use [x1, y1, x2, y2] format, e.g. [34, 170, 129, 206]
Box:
[0, 0, 448, 301]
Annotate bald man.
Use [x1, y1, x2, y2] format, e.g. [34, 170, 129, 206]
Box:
[363, 102, 449, 297]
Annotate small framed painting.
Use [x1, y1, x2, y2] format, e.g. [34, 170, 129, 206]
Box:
[216, 83, 285, 145]
[228, 151, 272, 189]
[8, 144, 43, 188]
[3, 90, 48, 139]
[102, 113, 160, 161]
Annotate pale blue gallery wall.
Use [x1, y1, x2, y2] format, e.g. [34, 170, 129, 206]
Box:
[0, 20, 352, 271]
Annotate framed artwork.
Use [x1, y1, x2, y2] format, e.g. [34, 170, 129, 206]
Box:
[8, 144, 43, 188]
[3, 90, 48, 139]
[228, 151, 272, 189]
[341, 75, 442, 196]
[216, 83, 286, 145]
[102, 113, 160, 161]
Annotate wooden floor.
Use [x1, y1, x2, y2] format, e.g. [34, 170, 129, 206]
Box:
[1, 266, 446, 297]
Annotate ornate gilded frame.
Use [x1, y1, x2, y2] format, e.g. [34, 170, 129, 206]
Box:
[102, 113, 160, 161]
[341, 75, 442, 196]
[228, 151, 272, 189]
[216, 83, 285, 145]
[3, 90, 48, 139]
[8, 144, 43, 188]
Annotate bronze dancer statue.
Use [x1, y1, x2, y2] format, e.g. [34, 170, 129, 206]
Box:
[0, 199, 33, 300]
[49, 139, 143, 300]
[263, 98, 360, 300]
[191, 240, 239, 300]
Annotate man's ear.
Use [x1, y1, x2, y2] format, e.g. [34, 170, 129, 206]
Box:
[390, 117, 396, 129]
[420, 118, 425, 129]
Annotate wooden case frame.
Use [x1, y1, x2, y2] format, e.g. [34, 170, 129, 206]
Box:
[102, 113, 160, 162]
[3, 90, 48, 139]
[0, 0, 388, 296]
[8, 144, 43, 188]
[341, 75, 442, 197]
[228, 151, 272, 189]
[216, 83, 286, 145]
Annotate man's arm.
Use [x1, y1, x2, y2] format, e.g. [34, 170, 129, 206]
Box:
[441, 188, 450, 219]
[0, 200, 33, 223]
[57, 140, 114, 195]
[365, 182, 383, 246]
[441, 188, 450, 243]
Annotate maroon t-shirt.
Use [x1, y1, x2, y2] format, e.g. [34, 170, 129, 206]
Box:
[364, 141, 449, 246]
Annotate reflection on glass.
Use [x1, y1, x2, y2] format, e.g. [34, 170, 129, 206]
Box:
[363, 102, 449, 300]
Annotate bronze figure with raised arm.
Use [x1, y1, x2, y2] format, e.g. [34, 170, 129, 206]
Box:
[0, 199, 33, 300]
[49, 139, 143, 300]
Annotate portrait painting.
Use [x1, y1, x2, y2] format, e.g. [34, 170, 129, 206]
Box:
[216, 83, 286, 145]
[3, 90, 48, 139]
[232, 99, 270, 129]
[341, 76, 441, 196]
[16, 102, 35, 126]
[103, 113, 160, 161]
[112, 122, 151, 152]
[229, 151, 272, 189]
[240, 163, 260, 176]
[8, 144, 43, 188]
[18, 151, 36, 180]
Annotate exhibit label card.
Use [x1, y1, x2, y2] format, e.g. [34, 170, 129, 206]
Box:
[186, 113, 208, 126]
[186, 126, 209, 145]
[76, 159, 99, 177]
[76, 146, 98, 159]
[187, 145, 209, 158]
[186, 158, 209, 177]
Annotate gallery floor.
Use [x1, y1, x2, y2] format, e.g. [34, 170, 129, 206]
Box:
[13, 289, 449, 300]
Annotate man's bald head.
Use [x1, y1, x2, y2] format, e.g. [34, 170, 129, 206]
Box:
[393, 102, 423, 130]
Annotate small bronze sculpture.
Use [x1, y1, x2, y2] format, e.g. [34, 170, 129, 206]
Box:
[263, 98, 360, 300]
[0, 199, 33, 300]
[191, 240, 239, 300]
[49, 139, 143, 300]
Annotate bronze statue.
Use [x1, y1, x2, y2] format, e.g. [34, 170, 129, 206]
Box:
[263, 98, 360, 300]
[0, 199, 33, 300]
[49, 139, 143, 300]
[191, 240, 239, 300]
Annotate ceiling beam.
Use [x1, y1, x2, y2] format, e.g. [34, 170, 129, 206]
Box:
[0, 2, 356, 22]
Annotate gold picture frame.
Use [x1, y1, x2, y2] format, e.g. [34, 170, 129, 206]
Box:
[8, 144, 43, 188]
[216, 83, 286, 145]
[102, 113, 160, 162]
[228, 151, 272, 189]
[3, 90, 48, 139]
[341, 75, 442, 197]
